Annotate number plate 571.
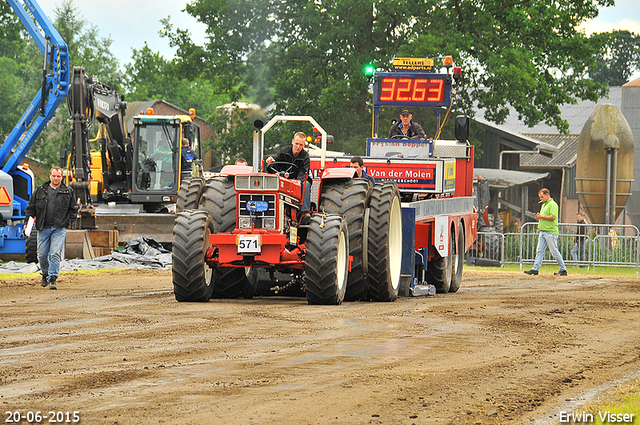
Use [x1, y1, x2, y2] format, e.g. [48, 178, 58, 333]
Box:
[237, 235, 261, 253]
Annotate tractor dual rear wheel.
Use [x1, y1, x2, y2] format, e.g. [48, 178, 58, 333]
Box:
[176, 177, 204, 212]
[319, 179, 372, 301]
[304, 214, 349, 305]
[367, 182, 402, 302]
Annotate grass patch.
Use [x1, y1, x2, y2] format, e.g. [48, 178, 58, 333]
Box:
[466, 263, 640, 278]
[0, 267, 129, 282]
[580, 378, 640, 424]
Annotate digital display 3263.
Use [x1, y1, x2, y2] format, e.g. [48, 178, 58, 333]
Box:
[375, 75, 450, 106]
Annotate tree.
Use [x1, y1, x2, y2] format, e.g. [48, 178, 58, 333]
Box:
[53, 0, 122, 89]
[165, 0, 614, 153]
[210, 105, 261, 165]
[0, 0, 25, 60]
[124, 43, 228, 121]
[29, 0, 124, 168]
[589, 30, 640, 86]
[0, 57, 27, 135]
[0, 1, 41, 138]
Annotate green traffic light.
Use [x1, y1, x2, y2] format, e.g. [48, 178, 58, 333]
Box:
[364, 63, 375, 76]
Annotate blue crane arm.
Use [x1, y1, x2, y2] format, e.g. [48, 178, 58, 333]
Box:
[2, 0, 69, 173]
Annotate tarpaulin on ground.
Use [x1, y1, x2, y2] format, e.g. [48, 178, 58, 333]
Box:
[0, 237, 171, 274]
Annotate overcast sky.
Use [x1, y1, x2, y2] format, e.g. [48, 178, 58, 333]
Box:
[33, 0, 640, 80]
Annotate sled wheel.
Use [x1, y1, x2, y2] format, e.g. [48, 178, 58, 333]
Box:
[449, 225, 464, 293]
[427, 227, 453, 293]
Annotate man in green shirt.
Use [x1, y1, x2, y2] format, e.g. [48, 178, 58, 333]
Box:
[524, 188, 567, 276]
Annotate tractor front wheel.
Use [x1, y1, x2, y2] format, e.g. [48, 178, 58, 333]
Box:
[172, 210, 214, 302]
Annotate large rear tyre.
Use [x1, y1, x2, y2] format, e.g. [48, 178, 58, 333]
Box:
[176, 177, 204, 212]
[305, 214, 349, 305]
[367, 182, 402, 302]
[200, 177, 257, 298]
[449, 225, 464, 293]
[319, 179, 372, 301]
[427, 228, 453, 293]
[172, 210, 214, 302]
[25, 234, 38, 263]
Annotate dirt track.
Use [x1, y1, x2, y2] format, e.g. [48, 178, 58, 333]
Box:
[1, 268, 639, 424]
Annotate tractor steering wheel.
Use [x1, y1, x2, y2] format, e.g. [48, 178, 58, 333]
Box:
[267, 161, 299, 178]
[391, 134, 409, 139]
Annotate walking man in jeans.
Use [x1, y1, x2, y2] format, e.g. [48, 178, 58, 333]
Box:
[26, 166, 78, 289]
[524, 188, 567, 276]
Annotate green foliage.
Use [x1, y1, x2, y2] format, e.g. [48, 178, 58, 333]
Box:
[0, 0, 25, 60]
[124, 42, 230, 127]
[589, 30, 640, 86]
[209, 107, 258, 165]
[171, 0, 615, 145]
[3, 0, 638, 177]
[27, 0, 124, 172]
[53, 0, 123, 89]
[0, 2, 39, 138]
[0, 57, 27, 135]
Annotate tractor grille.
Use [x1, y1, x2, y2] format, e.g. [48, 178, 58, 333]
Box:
[239, 193, 276, 229]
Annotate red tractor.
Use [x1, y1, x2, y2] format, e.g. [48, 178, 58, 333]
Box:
[171, 116, 403, 305]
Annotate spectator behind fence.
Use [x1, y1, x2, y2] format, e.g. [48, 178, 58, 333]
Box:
[571, 211, 588, 268]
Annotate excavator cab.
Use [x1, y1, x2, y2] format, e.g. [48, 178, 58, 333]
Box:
[130, 114, 201, 210]
[131, 118, 180, 205]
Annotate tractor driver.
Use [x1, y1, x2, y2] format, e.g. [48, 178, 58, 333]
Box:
[388, 109, 426, 139]
[266, 132, 312, 213]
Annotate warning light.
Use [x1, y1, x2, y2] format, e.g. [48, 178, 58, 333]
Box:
[443, 56, 453, 68]
[453, 66, 462, 80]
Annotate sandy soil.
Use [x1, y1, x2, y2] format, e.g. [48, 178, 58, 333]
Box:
[1, 268, 639, 424]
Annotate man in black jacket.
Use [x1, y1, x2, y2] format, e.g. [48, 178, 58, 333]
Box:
[388, 109, 427, 139]
[25, 166, 78, 290]
[266, 132, 312, 212]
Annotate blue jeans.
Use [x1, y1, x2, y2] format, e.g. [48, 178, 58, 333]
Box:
[301, 179, 312, 212]
[533, 231, 566, 271]
[37, 227, 66, 280]
[571, 241, 586, 264]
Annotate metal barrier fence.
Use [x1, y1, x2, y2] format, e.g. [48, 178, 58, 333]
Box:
[468, 231, 505, 265]
[471, 223, 640, 273]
